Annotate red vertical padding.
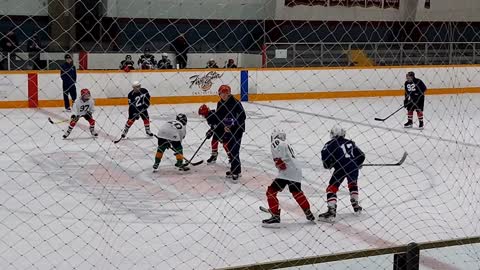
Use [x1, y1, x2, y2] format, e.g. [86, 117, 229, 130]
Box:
[261, 44, 267, 68]
[79, 50, 88, 70]
[27, 73, 38, 108]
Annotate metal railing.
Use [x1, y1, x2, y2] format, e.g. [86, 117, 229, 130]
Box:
[265, 42, 480, 67]
[218, 236, 480, 270]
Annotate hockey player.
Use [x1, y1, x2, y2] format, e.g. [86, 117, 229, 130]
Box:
[319, 126, 365, 222]
[404, 71, 427, 129]
[63, 88, 98, 139]
[198, 104, 231, 164]
[262, 129, 315, 225]
[153, 114, 188, 171]
[120, 81, 153, 138]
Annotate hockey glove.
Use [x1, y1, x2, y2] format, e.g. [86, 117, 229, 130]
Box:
[206, 129, 213, 139]
[274, 158, 287, 170]
[70, 115, 80, 122]
[403, 98, 409, 108]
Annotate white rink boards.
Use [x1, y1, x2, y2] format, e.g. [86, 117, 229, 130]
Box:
[0, 95, 479, 269]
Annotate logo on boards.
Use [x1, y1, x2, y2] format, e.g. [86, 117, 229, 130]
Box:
[189, 71, 223, 91]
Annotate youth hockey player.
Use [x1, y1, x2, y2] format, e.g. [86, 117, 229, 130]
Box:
[262, 129, 315, 225]
[198, 104, 231, 164]
[153, 114, 188, 171]
[120, 81, 153, 139]
[319, 126, 365, 222]
[63, 88, 98, 138]
[404, 71, 427, 129]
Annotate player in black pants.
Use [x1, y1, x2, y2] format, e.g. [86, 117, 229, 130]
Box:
[404, 71, 427, 129]
[215, 85, 246, 181]
[320, 126, 365, 222]
[198, 104, 231, 164]
[121, 81, 153, 138]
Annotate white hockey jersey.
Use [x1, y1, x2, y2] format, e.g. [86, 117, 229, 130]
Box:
[157, 120, 186, 142]
[271, 139, 302, 183]
[72, 98, 95, 116]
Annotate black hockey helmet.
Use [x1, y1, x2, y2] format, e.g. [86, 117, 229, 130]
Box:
[176, 113, 187, 125]
[406, 71, 415, 82]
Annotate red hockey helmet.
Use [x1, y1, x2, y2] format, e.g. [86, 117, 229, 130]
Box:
[80, 88, 91, 99]
[198, 104, 209, 117]
[218, 85, 231, 95]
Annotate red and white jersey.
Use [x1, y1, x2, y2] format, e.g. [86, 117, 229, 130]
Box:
[271, 139, 302, 183]
[157, 120, 186, 142]
[72, 98, 95, 116]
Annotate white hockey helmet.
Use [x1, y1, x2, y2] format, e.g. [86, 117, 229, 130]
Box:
[162, 53, 168, 57]
[132, 81, 141, 88]
[271, 129, 286, 142]
[330, 126, 346, 139]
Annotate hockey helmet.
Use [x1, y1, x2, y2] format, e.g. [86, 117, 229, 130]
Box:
[176, 113, 188, 125]
[198, 104, 209, 117]
[330, 126, 346, 139]
[80, 88, 91, 100]
[271, 129, 286, 142]
[218, 85, 231, 95]
[132, 81, 141, 90]
[406, 71, 415, 82]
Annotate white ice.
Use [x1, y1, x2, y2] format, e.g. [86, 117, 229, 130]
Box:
[0, 94, 479, 269]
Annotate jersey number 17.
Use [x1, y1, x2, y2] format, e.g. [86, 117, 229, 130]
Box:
[341, 143, 355, 158]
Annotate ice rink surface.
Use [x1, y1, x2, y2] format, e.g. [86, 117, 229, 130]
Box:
[0, 95, 479, 269]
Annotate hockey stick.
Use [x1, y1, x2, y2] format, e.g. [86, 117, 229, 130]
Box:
[48, 117, 69, 124]
[374, 105, 404, 121]
[113, 137, 123, 144]
[363, 151, 408, 167]
[153, 135, 204, 166]
[259, 206, 272, 214]
[183, 136, 208, 166]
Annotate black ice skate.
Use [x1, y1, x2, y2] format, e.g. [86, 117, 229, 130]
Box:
[404, 120, 413, 128]
[318, 206, 336, 223]
[351, 198, 363, 214]
[419, 121, 424, 130]
[304, 209, 315, 221]
[63, 127, 72, 139]
[207, 153, 218, 164]
[262, 210, 281, 226]
[152, 162, 159, 171]
[90, 126, 98, 137]
[145, 126, 153, 137]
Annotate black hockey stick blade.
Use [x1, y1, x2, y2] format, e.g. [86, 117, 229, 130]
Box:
[374, 105, 404, 122]
[259, 206, 272, 214]
[363, 151, 408, 167]
[48, 117, 68, 124]
[186, 160, 203, 166]
[113, 137, 123, 144]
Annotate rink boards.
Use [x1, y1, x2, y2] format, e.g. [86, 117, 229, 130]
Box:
[1, 65, 480, 108]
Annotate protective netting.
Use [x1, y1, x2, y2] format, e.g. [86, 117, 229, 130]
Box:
[1, 0, 480, 269]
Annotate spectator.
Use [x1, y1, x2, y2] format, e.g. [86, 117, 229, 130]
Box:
[120, 55, 135, 71]
[60, 54, 77, 112]
[27, 35, 42, 70]
[138, 48, 156, 69]
[224, 59, 237, 68]
[157, 53, 173, 69]
[1, 29, 18, 70]
[171, 34, 188, 69]
[206, 58, 219, 68]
